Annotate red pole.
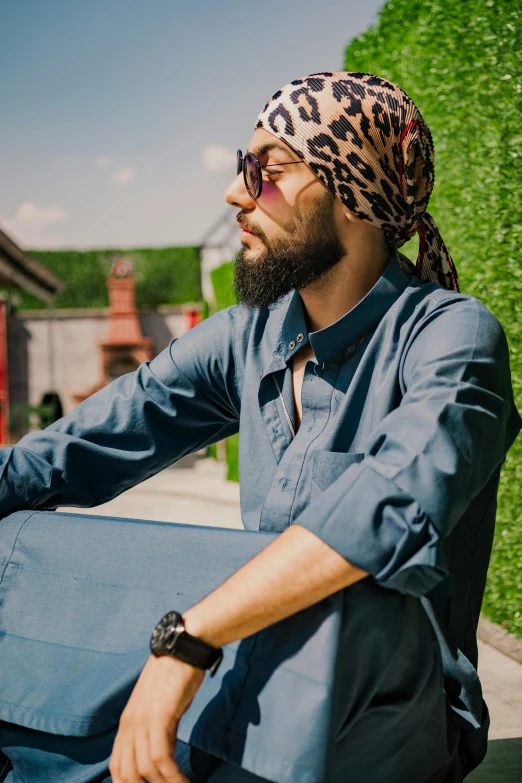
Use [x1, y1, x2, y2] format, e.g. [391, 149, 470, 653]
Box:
[185, 309, 201, 330]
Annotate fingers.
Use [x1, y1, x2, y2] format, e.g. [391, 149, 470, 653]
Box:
[109, 721, 140, 783]
[119, 730, 140, 783]
[109, 720, 189, 783]
[147, 726, 188, 782]
[134, 728, 163, 783]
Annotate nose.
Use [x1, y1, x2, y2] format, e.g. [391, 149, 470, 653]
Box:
[224, 172, 256, 209]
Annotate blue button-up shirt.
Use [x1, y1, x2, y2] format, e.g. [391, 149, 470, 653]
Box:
[2, 254, 521, 777]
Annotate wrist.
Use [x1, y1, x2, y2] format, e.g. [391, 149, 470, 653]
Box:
[154, 651, 206, 681]
[182, 608, 218, 646]
[183, 606, 232, 649]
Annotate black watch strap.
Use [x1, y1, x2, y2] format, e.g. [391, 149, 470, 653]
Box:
[171, 630, 221, 670]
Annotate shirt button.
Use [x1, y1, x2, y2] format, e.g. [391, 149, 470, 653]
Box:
[282, 478, 289, 490]
[296, 333, 304, 342]
[288, 341, 296, 350]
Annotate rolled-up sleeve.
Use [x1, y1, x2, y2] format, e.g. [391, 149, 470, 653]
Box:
[0, 307, 240, 517]
[294, 297, 521, 596]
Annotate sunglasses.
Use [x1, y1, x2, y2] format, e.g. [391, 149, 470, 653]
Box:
[236, 149, 303, 199]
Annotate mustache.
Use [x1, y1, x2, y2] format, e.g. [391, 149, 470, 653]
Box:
[236, 216, 260, 236]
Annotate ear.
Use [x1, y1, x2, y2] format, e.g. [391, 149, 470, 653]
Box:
[331, 196, 360, 225]
[343, 208, 364, 224]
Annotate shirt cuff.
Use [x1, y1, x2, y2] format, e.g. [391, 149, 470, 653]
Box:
[293, 460, 448, 597]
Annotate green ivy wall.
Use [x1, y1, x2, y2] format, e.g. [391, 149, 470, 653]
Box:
[343, 0, 521, 637]
[18, 246, 202, 309]
[209, 261, 239, 481]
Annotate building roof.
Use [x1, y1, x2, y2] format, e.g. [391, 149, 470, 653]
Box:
[0, 228, 65, 303]
[198, 207, 239, 250]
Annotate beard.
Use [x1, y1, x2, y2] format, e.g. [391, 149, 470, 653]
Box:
[233, 190, 346, 310]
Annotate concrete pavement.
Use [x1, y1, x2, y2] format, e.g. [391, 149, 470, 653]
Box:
[469, 642, 522, 781]
[59, 456, 522, 780]
[64, 454, 243, 528]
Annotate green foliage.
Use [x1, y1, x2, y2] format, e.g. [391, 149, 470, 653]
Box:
[17, 246, 202, 309]
[200, 298, 210, 322]
[10, 403, 56, 438]
[344, 0, 522, 636]
[209, 261, 239, 481]
[207, 442, 218, 461]
[210, 261, 236, 310]
[225, 434, 239, 483]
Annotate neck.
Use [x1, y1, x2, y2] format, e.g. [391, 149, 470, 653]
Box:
[298, 242, 390, 334]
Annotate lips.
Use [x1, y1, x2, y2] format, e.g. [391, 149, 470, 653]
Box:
[238, 224, 257, 236]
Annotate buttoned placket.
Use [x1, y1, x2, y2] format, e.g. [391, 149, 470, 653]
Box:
[257, 341, 341, 534]
[254, 256, 412, 535]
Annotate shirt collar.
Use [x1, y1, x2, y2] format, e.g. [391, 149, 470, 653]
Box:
[280, 253, 411, 365]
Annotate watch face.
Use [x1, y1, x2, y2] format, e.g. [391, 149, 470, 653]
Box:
[150, 611, 183, 656]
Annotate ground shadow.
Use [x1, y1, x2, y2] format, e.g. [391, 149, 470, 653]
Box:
[169, 452, 206, 469]
[467, 737, 522, 781]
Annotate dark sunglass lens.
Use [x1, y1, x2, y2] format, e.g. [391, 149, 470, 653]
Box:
[244, 153, 261, 198]
[237, 150, 243, 176]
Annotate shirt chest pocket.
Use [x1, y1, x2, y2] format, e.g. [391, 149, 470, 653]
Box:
[311, 450, 365, 497]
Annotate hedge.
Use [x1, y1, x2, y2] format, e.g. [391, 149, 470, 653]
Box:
[209, 261, 239, 481]
[342, 0, 521, 637]
[17, 246, 202, 309]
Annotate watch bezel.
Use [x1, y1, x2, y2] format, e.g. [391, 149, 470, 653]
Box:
[150, 611, 184, 656]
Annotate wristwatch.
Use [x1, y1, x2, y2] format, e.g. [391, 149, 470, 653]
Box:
[149, 611, 223, 677]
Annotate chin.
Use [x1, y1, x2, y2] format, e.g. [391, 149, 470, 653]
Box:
[242, 234, 262, 246]
[243, 247, 264, 263]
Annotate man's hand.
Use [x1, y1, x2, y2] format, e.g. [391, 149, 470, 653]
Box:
[109, 654, 205, 783]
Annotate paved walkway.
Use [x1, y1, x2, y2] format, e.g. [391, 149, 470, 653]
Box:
[59, 457, 522, 780]
[67, 454, 243, 529]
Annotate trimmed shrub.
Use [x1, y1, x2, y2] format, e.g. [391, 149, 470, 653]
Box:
[344, 0, 522, 637]
[17, 246, 202, 309]
[209, 261, 239, 481]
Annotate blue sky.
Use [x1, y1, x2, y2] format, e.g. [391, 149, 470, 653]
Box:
[1, 0, 384, 250]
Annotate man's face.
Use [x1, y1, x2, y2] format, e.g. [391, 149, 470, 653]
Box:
[224, 128, 346, 310]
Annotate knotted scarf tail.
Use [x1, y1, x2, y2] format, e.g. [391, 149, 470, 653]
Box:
[416, 212, 460, 292]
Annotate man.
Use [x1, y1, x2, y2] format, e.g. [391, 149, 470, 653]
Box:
[0, 72, 520, 783]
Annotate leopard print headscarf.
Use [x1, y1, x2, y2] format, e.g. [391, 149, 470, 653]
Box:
[255, 71, 459, 292]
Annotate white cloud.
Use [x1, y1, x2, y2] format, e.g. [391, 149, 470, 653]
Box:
[201, 144, 237, 173]
[0, 200, 71, 248]
[111, 167, 136, 185]
[94, 155, 113, 168]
